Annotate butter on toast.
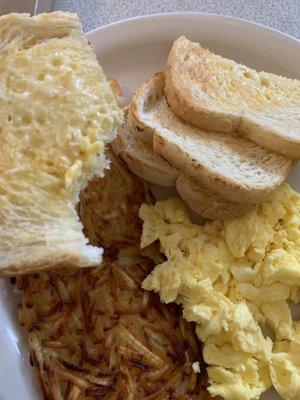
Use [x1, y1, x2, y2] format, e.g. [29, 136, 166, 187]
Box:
[0, 12, 123, 276]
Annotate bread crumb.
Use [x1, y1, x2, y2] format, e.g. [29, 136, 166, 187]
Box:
[192, 361, 201, 374]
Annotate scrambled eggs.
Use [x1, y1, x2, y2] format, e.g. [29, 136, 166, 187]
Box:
[140, 183, 300, 400]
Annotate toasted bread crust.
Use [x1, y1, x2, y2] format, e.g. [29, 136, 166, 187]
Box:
[153, 132, 279, 204]
[112, 123, 179, 187]
[128, 74, 165, 147]
[135, 73, 292, 203]
[176, 174, 256, 220]
[113, 75, 181, 187]
[0, 244, 102, 276]
[165, 37, 300, 158]
[0, 12, 123, 276]
[113, 122, 257, 219]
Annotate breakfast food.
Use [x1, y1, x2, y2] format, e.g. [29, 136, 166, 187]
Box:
[18, 261, 210, 400]
[113, 36, 300, 220]
[112, 122, 180, 187]
[140, 183, 300, 400]
[17, 150, 211, 400]
[108, 76, 125, 106]
[176, 174, 256, 219]
[0, 12, 123, 276]
[165, 36, 300, 158]
[79, 149, 152, 251]
[113, 123, 257, 219]
[0, 12, 298, 400]
[126, 73, 292, 204]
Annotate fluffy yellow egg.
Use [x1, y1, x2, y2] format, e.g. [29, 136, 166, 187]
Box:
[140, 183, 300, 400]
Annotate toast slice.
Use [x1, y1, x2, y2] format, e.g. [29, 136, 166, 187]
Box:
[113, 105, 179, 187]
[176, 174, 256, 220]
[113, 120, 256, 219]
[165, 37, 300, 158]
[0, 13, 123, 276]
[112, 123, 180, 187]
[134, 73, 292, 203]
[127, 76, 165, 147]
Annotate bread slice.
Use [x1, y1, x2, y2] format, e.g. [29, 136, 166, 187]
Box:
[112, 123, 179, 187]
[127, 75, 166, 147]
[165, 36, 300, 158]
[108, 76, 125, 106]
[0, 12, 123, 276]
[113, 116, 255, 218]
[134, 73, 292, 203]
[176, 174, 256, 220]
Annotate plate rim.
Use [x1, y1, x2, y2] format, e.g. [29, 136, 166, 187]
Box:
[87, 11, 300, 45]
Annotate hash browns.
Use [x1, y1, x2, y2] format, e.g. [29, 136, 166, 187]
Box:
[17, 151, 211, 400]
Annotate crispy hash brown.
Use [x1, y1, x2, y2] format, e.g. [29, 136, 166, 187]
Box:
[16, 151, 211, 399]
[79, 150, 152, 256]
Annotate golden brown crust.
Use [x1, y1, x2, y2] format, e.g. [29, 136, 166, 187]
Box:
[0, 12, 123, 277]
[165, 37, 239, 132]
[111, 123, 179, 187]
[128, 72, 165, 147]
[165, 36, 300, 158]
[112, 77, 181, 187]
[0, 12, 81, 45]
[176, 174, 256, 220]
[152, 131, 281, 204]
[0, 249, 99, 277]
[108, 76, 124, 106]
[134, 73, 293, 204]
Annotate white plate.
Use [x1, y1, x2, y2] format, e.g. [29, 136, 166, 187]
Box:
[0, 13, 299, 400]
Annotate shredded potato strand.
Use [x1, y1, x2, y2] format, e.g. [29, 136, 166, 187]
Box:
[17, 151, 210, 399]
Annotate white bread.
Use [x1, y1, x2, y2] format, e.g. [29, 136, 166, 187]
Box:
[0, 12, 123, 276]
[176, 174, 256, 220]
[108, 76, 125, 106]
[134, 73, 293, 204]
[165, 37, 300, 158]
[112, 123, 179, 187]
[127, 76, 165, 147]
[113, 118, 255, 219]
